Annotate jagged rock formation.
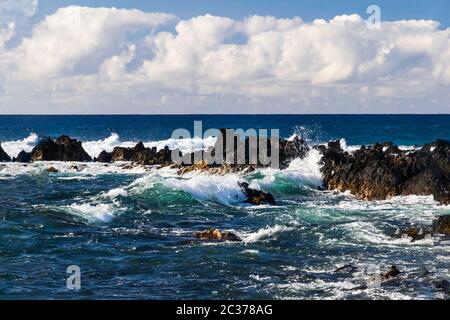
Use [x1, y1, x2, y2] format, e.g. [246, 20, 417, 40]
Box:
[96, 142, 174, 165]
[31, 135, 92, 162]
[0, 143, 11, 162]
[319, 139, 450, 205]
[239, 182, 276, 205]
[14, 150, 32, 163]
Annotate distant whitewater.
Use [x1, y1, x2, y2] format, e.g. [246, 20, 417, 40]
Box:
[0, 115, 449, 300]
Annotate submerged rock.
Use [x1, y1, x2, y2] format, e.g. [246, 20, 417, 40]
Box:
[239, 182, 276, 205]
[31, 135, 92, 162]
[194, 229, 241, 242]
[381, 265, 401, 281]
[335, 264, 358, 273]
[14, 150, 32, 163]
[433, 215, 450, 235]
[320, 139, 450, 205]
[0, 143, 11, 162]
[47, 166, 58, 173]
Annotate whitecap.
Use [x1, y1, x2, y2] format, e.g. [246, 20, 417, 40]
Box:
[1, 133, 39, 158]
[242, 225, 293, 243]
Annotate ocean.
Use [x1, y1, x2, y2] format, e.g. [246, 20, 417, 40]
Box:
[0, 115, 449, 299]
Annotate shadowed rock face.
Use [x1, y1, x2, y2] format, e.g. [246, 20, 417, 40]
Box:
[239, 182, 276, 205]
[320, 139, 450, 205]
[100, 143, 174, 165]
[31, 135, 92, 162]
[0, 143, 11, 162]
[14, 150, 32, 163]
[180, 129, 309, 170]
[433, 215, 450, 235]
[95, 150, 113, 163]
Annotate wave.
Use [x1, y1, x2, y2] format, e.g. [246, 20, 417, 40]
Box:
[82, 133, 217, 158]
[242, 225, 294, 243]
[1, 133, 39, 158]
[1, 132, 218, 159]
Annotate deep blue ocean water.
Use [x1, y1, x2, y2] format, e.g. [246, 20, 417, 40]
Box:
[0, 115, 449, 300]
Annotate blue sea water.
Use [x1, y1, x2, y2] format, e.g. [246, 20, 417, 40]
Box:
[0, 115, 449, 300]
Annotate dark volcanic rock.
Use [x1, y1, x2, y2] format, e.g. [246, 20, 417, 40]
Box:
[31, 136, 92, 162]
[0, 143, 11, 162]
[112, 146, 134, 161]
[320, 139, 450, 205]
[279, 136, 310, 169]
[109, 142, 174, 165]
[180, 129, 309, 170]
[14, 150, 32, 163]
[194, 229, 241, 242]
[47, 166, 58, 173]
[381, 266, 401, 281]
[96, 150, 113, 163]
[239, 182, 276, 205]
[433, 215, 450, 235]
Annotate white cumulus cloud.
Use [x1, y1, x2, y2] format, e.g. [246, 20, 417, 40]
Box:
[0, 5, 449, 114]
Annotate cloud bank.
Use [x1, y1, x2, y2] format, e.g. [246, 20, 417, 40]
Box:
[0, 3, 449, 113]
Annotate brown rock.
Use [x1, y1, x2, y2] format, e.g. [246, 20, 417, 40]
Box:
[194, 229, 241, 242]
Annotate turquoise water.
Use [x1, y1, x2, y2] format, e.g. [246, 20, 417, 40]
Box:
[0, 115, 449, 299]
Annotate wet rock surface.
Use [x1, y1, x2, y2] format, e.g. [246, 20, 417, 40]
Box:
[239, 182, 276, 206]
[14, 150, 32, 163]
[0, 143, 11, 162]
[31, 135, 92, 162]
[194, 229, 241, 242]
[320, 139, 450, 205]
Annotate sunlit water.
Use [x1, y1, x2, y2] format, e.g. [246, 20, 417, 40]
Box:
[0, 115, 449, 299]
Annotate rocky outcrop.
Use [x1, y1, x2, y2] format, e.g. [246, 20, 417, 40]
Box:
[98, 142, 174, 165]
[179, 129, 309, 171]
[320, 139, 450, 205]
[433, 215, 450, 235]
[95, 151, 113, 163]
[194, 229, 241, 242]
[31, 135, 92, 162]
[239, 182, 276, 205]
[279, 136, 310, 168]
[14, 150, 32, 163]
[0, 143, 11, 162]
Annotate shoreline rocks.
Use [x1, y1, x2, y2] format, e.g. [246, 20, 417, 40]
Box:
[239, 182, 276, 205]
[0, 143, 11, 162]
[433, 215, 450, 235]
[319, 139, 450, 205]
[31, 135, 92, 162]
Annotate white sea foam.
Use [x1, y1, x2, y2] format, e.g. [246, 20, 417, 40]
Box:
[81, 133, 217, 158]
[67, 202, 122, 223]
[1, 133, 39, 158]
[242, 225, 293, 243]
[164, 173, 247, 205]
[250, 148, 324, 190]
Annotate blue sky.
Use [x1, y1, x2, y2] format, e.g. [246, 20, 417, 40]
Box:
[1, 0, 449, 114]
[37, 0, 449, 26]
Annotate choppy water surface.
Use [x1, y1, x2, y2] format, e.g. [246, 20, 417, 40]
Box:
[0, 115, 449, 299]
